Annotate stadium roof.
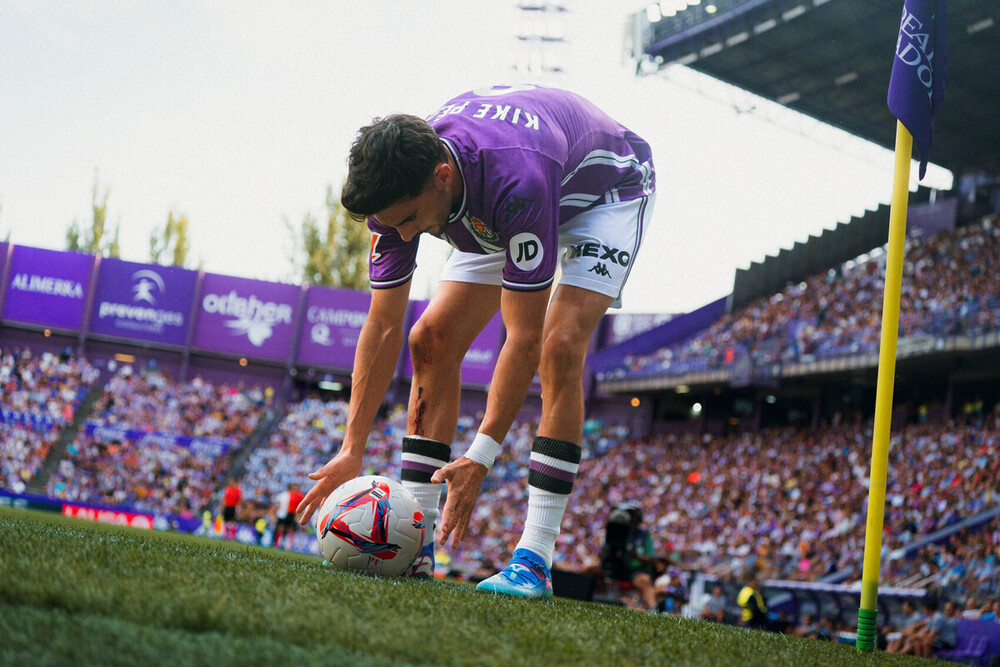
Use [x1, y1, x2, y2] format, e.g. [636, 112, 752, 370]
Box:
[634, 0, 1000, 174]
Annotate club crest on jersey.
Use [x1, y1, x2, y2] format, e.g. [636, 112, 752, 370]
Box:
[370, 233, 382, 263]
[469, 217, 499, 243]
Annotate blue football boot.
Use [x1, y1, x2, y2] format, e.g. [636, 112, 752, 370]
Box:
[476, 548, 553, 599]
[408, 540, 435, 579]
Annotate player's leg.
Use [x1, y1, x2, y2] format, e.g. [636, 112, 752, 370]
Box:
[478, 194, 654, 597]
[632, 571, 657, 610]
[273, 522, 284, 549]
[519, 286, 614, 559]
[406, 278, 502, 442]
[476, 286, 610, 598]
[403, 270, 501, 577]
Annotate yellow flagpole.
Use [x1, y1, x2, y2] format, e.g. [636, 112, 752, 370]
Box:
[855, 119, 912, 652]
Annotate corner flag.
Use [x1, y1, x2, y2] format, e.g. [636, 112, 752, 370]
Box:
[856, 1, 948, 653]
[887, 0, 948, 179]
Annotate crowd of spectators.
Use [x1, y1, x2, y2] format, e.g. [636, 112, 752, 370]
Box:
[208, 391, 1000, 610]
[87, 365, 272, 440]
[236, 397, 409, 525]
[453, 408, 1000, 596]
[234, 395, 634, 526]
[0, 347, 99, 493]
[44, 366, 273, 516]
[5, 348, 997, 643]
[235, 397, 541, 524]
[888, 517, 1000, 608]
[44, 431, 232, 516]
[609, 216, 1000, 379]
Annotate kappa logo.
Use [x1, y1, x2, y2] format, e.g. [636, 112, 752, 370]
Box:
[502, 194, 533, 223]
[588, 263, 612, 278]
[470, 217, 499, 243]
[566, 243, 631, 267]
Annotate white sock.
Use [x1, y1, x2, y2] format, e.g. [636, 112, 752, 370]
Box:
[400, 435, 451, 544]
[515, 487, 569, 568]
[403, 480, 444, 537]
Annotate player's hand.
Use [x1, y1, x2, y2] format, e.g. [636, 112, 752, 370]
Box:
[431, 456, 488, 548]
[296, 451, 364, 526]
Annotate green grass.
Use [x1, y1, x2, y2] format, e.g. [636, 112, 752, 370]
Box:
[0, 508, 933, 666]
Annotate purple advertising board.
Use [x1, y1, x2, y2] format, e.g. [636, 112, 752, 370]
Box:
[2, 245, 94, 331]
[461, 313, 503, 386]
[603, 312, 676, 347]
[296, 286, 371, 370]
[401, 300, 503, 387]
[88, 257, 197, 346]
[192, 273, 300, 361]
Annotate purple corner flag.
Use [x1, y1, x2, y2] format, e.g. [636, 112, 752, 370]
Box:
[888, 0, 948, 180]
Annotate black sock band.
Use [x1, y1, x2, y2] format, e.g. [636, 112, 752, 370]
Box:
[400, 436, 451, 483]
[527, 436, 581, 495]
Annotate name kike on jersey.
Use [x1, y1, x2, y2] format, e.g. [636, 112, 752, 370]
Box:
[430, 101, 543, 132]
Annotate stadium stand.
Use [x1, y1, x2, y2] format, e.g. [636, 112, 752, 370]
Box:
[602, 215, 1000, 381]
[43, 366, 273, 516]
[453, 415, 1000, 583]
[85, 365, 272, 440]
[234, 396, 626, 529]
[0, 347, 99, 493]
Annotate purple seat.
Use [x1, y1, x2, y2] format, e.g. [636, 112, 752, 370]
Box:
[936, 634, 988, 665]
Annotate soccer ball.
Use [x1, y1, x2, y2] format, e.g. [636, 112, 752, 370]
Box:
[315, 475, 426, 577]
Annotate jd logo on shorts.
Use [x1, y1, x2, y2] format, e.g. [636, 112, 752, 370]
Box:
[510, 233, 543, 271]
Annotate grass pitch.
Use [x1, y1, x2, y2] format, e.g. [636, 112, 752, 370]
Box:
[0, 508, 932, 666]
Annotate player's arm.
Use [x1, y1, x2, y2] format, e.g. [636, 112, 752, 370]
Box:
[297, 281, 410, 524]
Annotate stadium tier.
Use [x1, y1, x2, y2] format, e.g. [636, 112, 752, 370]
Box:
[43, 366, 272, 515]
[0, 348, 99, 493]
[594, 215, 1000, 390]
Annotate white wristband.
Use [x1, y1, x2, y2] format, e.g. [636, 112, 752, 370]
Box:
[462, 432, 500, 471]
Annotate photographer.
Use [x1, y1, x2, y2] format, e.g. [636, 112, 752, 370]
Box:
[593, 503, 661, 610]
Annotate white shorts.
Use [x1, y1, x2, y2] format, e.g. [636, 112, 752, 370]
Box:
[439, 193, 655, 309]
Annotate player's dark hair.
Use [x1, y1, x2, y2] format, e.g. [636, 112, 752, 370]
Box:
[341, 114, 448, 219]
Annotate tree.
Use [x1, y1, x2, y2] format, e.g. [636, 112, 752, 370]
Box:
[149, 209, 192, 267]
[66, 173, 120, 257]
[291, 184, 370, 290]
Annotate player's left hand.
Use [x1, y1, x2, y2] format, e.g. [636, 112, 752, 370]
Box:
[431, 457, 489, 548]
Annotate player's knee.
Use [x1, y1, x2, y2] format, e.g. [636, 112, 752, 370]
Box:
[408, 318, 458, 370]
[540, 328, 587, 380]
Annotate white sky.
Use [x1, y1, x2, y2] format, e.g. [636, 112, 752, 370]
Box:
[0, 1, 952, 314]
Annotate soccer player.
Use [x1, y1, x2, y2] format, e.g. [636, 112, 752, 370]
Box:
[273, 483, 305, 550]
[297, 84, 655, 597]
[220, 478, 242, 541]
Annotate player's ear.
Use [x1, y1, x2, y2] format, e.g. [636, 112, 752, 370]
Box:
[433, 161, 452, 188]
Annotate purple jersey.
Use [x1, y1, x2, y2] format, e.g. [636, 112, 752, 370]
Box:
[368, 84, 655, 292]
